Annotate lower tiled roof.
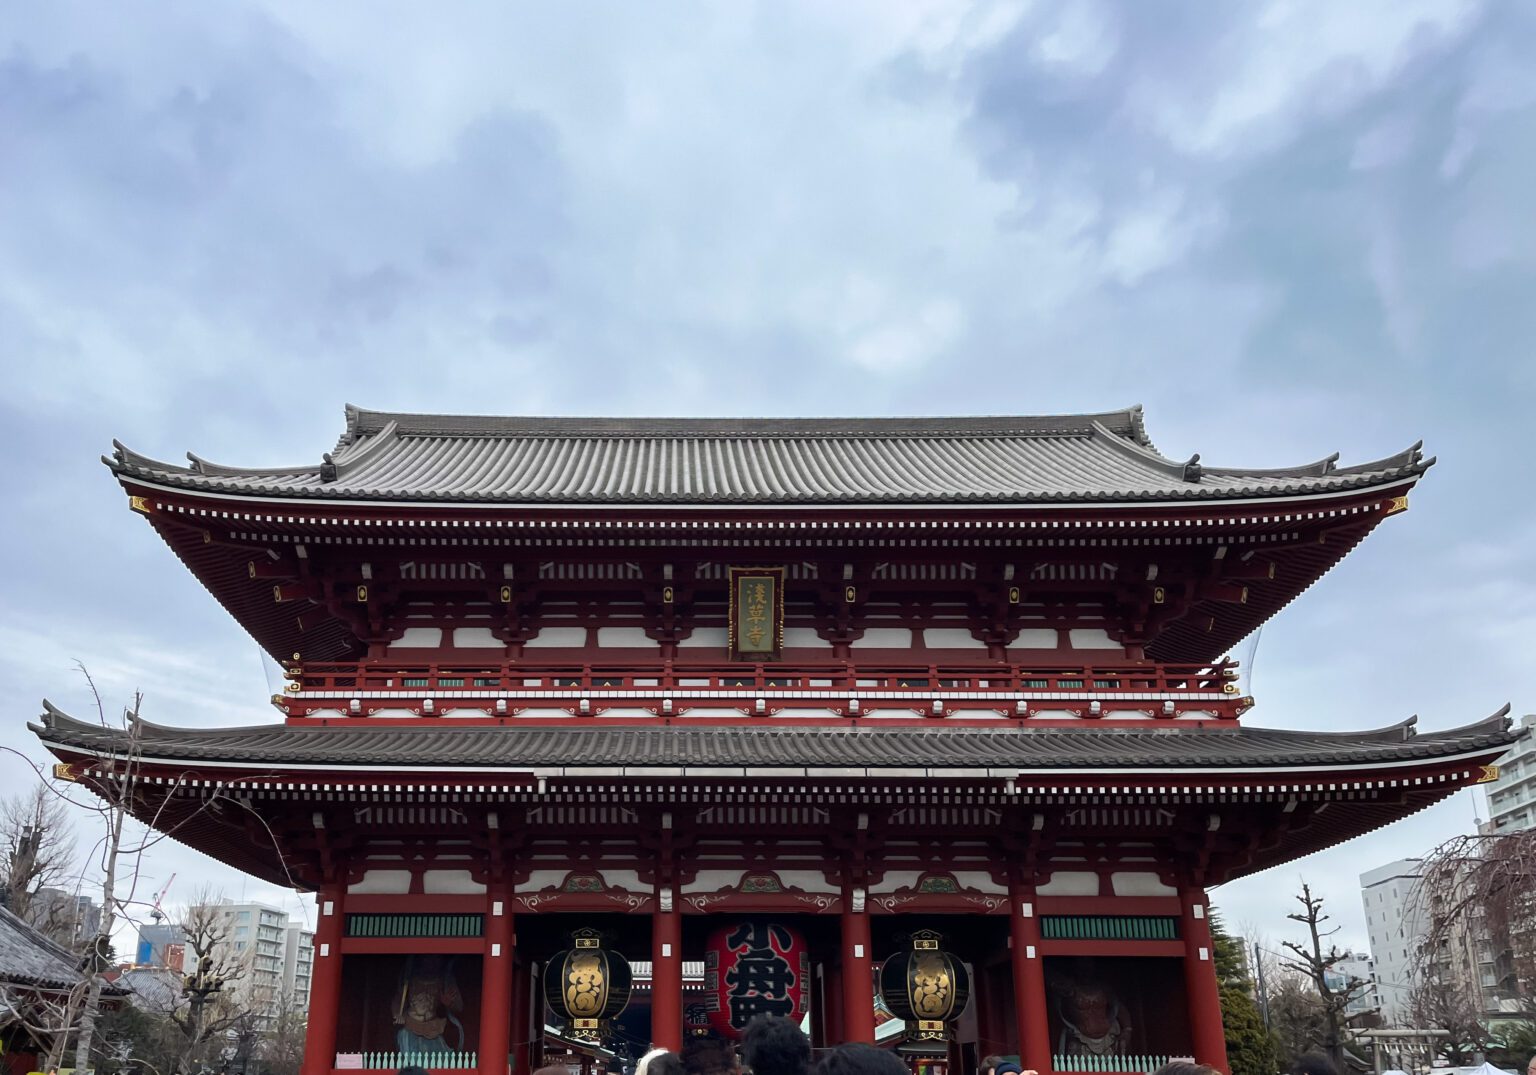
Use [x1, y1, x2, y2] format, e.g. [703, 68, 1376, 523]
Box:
[0, 905, 124, 994]
[32, 703, 1520, 775]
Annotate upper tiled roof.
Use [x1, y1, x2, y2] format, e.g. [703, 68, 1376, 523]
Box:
[105, 404, 1431, 505]
[33, 703, 1518, 775]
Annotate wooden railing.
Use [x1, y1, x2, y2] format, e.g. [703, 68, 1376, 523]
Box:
[1052, 1055, 1170, 1073]
[338, 1051, 478, 1070]
[276, 658, 1248, 720]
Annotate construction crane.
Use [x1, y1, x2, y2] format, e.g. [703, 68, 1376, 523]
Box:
[149, 873, 177, 923]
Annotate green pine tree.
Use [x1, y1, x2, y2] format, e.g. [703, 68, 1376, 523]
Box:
[1211, 910, 1281, 1075]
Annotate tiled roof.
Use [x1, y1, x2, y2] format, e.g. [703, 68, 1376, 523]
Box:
[33, 703, 1518, 775]
[104, 404, 1431, 505]
[0, 905, 111, 993]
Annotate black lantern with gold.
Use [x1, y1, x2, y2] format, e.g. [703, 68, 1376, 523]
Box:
[543, 928, 633, 1043]
[877, 930, 971, 1047]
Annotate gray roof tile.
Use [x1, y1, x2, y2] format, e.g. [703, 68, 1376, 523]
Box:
[106, 405, 1432, 505]
[33, 703, 1519, 775]
[0, 905, 119, 992]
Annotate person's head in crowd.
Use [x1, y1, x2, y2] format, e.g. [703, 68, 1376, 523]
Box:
[741, 1015, 812, 1075]
[1148, 1064, 1217, 1075]
[811, 1043, 908, 1075]
[1290, 1054, 1338, 1075]
[979, 1056, 1004, 1075]
[682, 1036, 740, 1075]
[992, 1064, 1024, 1075]
[399, 1066, 431, 1075]
[648, 1053, 686, 1075]
[638, 1050, 681, 1075]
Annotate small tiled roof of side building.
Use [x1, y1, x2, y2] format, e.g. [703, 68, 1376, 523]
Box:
[104, 404, 1432, 505]
[0, 905, 127, 994]
[33, 702, 1519, 774]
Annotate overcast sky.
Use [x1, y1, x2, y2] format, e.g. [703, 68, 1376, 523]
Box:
[4, 0, 1534, 958]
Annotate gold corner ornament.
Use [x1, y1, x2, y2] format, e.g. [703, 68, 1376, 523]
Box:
[128, 495, 151, 515]
[1477, 764, 1500, 784]
[1386, 495, 1409, 515]
[52, 762, 81, 783]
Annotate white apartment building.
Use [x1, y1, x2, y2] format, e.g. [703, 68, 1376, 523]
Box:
[1329, 952, 1380, 1017]
[283, 921, 315, 1001]
[194, 901, 314, 1013]
[1482, 713, 1536, 834]
[1360, 859, 1428, 1024]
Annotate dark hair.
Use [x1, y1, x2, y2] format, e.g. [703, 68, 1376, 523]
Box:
[811, 1043, 908, 1075]
[649, 1055, 686, 1075]
[682, 1036, 739, 1075]
[742, 1015, 811, 1075]
[1148, 1065, 1218, 1075]
[979, 1057, 1004, 1075]
[1291, 1054, 1339, 1075]
[399, 1067, 432, 1075]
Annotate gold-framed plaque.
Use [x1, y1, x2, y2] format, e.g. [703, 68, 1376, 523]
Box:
[727, 566, 784, 662]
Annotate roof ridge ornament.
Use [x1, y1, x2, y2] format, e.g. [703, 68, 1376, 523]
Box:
[1181, 454, 1203, 483]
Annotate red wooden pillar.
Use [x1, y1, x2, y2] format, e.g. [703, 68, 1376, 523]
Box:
[480, 884, 515, 1075]
[1008, 884, 1052, 1075]
[510, 956, 530, 1075]
[651, 890, 683, 1050]
[824, 960, 846, 1044]
[840, 890, 875, 1044]
[301, 882, 346, 1075]
[1180, 885, 1230, 1074]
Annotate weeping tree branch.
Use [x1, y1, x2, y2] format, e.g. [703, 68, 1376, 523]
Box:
[1411, 831, 1536, 1016]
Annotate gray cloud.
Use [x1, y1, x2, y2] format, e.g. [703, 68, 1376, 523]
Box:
[3, 0, 1533, 950]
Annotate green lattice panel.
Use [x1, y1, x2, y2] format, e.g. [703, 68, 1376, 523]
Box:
[1039, 915, 1179, 941]
[345, 913, 485, 938]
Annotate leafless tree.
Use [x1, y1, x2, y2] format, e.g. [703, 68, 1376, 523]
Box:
[257, 989, 308, 1075]
[1268, 973, 1328, 1061]
[0, 785, 80, 939]
[1408, 970, 1491, 1064]
[0, 975, 104, 1072]
[1414, 831, 1535, 1014]
[44, 670, 206, 1072]
[168, 889, 253, 1074]
[1280, 883, 1366, 1069]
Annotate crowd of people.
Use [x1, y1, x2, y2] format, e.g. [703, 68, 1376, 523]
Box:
[514, 1018, 1203, 1075]
[499, 1030, 1536, 1075]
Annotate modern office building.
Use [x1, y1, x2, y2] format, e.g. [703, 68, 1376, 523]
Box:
[135, 921, 188, 969]
[284, 921, 317, 1002]
[208, 901, 303, 1010]
[1360, 859, 1427, 1025]
[1327, 952, 1379, 1018]
[1482, 713, 1536, 834]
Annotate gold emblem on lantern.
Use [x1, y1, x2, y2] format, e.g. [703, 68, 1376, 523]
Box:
[908, 951, 953, 1019]
[564, 950, 606, 1017]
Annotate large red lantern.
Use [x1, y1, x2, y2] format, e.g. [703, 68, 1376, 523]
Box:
[703, 921, 810, 1039]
